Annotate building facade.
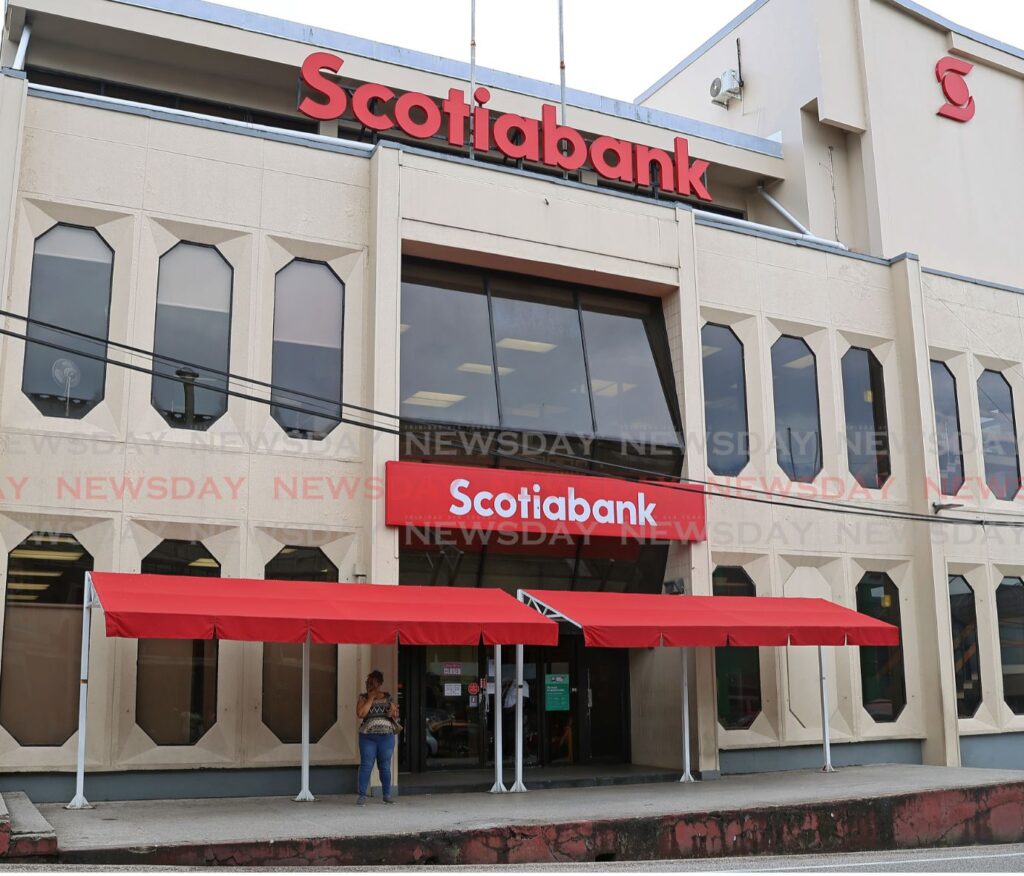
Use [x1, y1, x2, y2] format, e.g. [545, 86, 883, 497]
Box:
[0, 0, 1022, 799]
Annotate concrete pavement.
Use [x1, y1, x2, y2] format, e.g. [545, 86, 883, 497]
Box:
[30, 765, 1024, 866]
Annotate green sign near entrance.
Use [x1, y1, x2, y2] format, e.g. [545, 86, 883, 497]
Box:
[545, 673, 570, 711]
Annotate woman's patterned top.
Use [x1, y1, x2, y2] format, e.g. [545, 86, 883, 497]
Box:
[359, 692, 397, 735]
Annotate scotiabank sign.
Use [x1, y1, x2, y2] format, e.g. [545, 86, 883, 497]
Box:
[384, 461, 706, 541]
[298, 52, 713, 201]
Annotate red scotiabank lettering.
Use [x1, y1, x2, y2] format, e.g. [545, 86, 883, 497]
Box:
[298, 52, 713, 202]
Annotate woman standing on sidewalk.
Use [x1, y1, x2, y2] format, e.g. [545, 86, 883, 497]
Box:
[355, 670, 400, 805]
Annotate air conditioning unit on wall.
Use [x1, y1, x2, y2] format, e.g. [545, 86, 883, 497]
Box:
[710, 69, 742, 106]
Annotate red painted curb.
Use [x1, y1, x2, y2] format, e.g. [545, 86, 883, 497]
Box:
[57, 781, 1024, 867]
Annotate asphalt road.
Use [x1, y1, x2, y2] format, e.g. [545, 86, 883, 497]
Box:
[3, 844, 1024, 871]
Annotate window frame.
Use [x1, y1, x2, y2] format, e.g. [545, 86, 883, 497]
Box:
[948, 574, 983, 720]
[269, 257, 346, 441]
[854, 571, 907, 723]
[150, 240, 234, 431]
[840, 346, 892, 490]
[930, 360, 966, 497]
[976, 368, 1022, 502]
[22, 222, 115, 419]
[701, 321, 750, 477]
[770, 334, 824, 483]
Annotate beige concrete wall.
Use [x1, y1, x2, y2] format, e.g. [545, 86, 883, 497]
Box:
[0, 95, 375, 773]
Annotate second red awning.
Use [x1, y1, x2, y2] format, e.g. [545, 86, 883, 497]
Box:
[521, 589, 899, 648]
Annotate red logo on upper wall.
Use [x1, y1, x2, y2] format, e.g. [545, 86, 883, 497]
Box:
[935, 57, 975, 122]
[297, 51, 713, 201]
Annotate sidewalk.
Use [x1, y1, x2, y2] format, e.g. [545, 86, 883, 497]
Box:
[37, 765, 1024, 866]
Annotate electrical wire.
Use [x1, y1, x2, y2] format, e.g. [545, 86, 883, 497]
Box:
[1, 317, 1021, 529]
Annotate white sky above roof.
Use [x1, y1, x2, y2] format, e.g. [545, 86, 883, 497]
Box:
[212, 0, 1022, 102]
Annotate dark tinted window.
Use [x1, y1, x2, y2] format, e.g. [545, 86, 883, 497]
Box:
[931, 361, 965, 496]
[771, 335, 822, 482]
[263, 547, 339, 743]
[978, 370, 1021, 501]
[0, 533, 91, 746]
[22, 225, 112, 418]
[580, 293, 678, 444]
[490, 278, 593, 434]
[136, 541, 219, 745]
[841, 348, 891, 489]
[702, 323, 748, 476]
[712, 566, 762, 730]
[996, 576, 1024, 716]
[948, 574, 982, 719]
[151, 243, 233, 430]
[856, 572, 906, 722]
[400, 265, 498, 427]
[271, 260, 344, 440]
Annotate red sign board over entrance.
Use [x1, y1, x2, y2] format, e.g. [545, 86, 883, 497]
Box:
[384, 461, 706, 542]
[298, 52, 713, 201]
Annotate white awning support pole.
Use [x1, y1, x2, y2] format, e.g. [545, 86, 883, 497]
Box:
[819, 645, 835, 773]
[490, 643, 506, 793]
[680, 647, 694, 782]
[67, 572, 94, 809]
[294, 630, 315, 801]
[511, 643, 527, 792]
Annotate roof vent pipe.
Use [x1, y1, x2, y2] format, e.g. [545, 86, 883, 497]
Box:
[756, 184, 848, 250]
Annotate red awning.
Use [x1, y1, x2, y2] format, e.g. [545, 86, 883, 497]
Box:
[88, 573, 558, 646]
[522, 589, 899, 648]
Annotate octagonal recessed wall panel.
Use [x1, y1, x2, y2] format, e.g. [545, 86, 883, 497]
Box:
[782, 566, 840, 732]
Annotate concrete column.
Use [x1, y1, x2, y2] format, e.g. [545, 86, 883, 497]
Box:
[675, 207, 719, 778]
[366, 142, 403, 789]
[888, 252, 959, 767]
[0, 70, 28, 395]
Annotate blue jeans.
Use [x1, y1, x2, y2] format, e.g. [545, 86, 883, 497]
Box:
[358, 732, 396, 798]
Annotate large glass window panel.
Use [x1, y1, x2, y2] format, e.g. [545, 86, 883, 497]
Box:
[996, 576, 1024, 715]
[490, 278, 593, 434]
[855, 572, 907, 722]
[977, 370, 1021, 501]
[22, 225, 112, 418]
[712, 566, 762, 730]
[948, 575, 982, 719]
[0, 533, 91, 745]
[151, 243, 232, 430]
[579, 292, 679, 445]
[931, 361, 965, 496]
[271, 260, 344, 440]
[136, 540, 219, 745]
[262, 547, 338, 743]
[771, 336, 822, 482]
[702, 323, 749, 476]
[841, 347, 891, 489]
[400, 265, 498, 427]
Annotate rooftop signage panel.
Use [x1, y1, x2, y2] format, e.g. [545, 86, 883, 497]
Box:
[298, 52, 715, 201]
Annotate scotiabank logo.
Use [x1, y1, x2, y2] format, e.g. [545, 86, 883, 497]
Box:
[384, 461, 705, 541]
[935, 56, 975, 123]
[298, 51, 713, 201]
[449, 478, 658, 526]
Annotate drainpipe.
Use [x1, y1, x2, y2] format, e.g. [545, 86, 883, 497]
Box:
[697, 210, 849, 252]
[13, 20, 31, 71]
[757, 184, 848, 251]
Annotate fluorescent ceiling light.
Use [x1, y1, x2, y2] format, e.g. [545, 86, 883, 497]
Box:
[400, 324, 409, 334]
[784, 354, 814, 370]
[188, 557, 219, 568]
[9, 549, 84, 561]
[496, 337, 556, 353]
[403, 390, 467, 408]
[457, 362, 513, 376]
[702, 345, 722, 358]
[25, 536, 80, 546]
[7, 594, 38, 601]
[7, 570, 62, 577]
[591, 379, 636, 397]
[7, 582, 50, 591]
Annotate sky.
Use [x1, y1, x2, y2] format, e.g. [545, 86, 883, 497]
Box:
[210, 0, 1023, 102]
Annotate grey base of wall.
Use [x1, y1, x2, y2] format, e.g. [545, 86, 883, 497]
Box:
[0, 766, 358, 804]
[720, 739, 923, 774]
[961, 732, 1024, 769]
